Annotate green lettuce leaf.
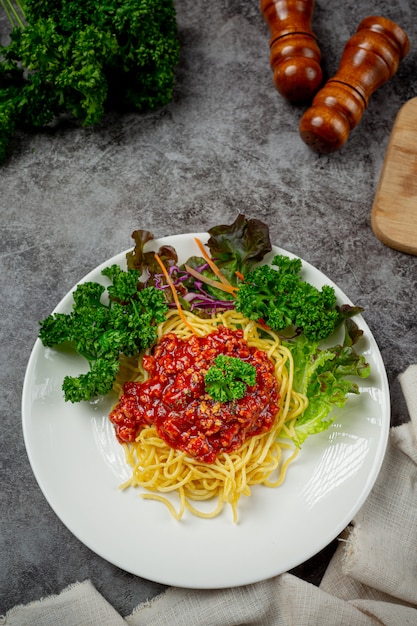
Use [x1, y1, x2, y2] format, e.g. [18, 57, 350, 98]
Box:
[284, 319, 371, 445]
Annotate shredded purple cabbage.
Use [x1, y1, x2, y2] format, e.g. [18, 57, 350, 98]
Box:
[147, 264, 235, 315]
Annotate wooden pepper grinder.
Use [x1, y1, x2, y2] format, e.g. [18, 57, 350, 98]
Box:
[260, 0, 322, 104]
[299, 16, 410, 153]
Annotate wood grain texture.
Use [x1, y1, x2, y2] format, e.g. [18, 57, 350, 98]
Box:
[299, 16, 410, 153]
[371, 97, 417, 256]
[260, 0, 322, 104]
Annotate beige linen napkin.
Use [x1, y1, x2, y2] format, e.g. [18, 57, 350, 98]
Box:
[2, 364, 417, 626]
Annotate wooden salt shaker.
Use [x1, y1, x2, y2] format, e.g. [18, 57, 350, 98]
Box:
[299, 16, 410, 153]
[260, 0, 322, 104]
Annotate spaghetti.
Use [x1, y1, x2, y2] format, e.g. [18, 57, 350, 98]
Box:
[112, 309, 307, 522]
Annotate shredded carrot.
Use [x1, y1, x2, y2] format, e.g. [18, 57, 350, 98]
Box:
[257, 318, 271, 331]
[154, 253, 197, 334]
[194, 237, 237, 291]
[185, 264, 238, 297]
[235, 271, 245, 281]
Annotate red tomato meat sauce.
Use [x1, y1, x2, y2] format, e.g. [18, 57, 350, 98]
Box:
[109, 326, 280, 463]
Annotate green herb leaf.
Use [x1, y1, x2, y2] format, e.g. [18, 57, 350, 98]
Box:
[205, 355, 256, 403]
[235, 254, 354, 342]
[0, 0, 180, 162]
[38, 267, 168, 403]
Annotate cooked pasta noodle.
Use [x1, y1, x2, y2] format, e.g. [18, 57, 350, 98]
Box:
[115, 309, 307, 522]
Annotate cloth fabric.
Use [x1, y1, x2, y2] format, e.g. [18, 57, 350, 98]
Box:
[2, 364, 417, 626]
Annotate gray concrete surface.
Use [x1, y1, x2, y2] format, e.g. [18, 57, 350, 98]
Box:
[1, 0, 416, 617]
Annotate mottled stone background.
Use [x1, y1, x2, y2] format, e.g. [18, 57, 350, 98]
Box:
[1, 0, 416, 616]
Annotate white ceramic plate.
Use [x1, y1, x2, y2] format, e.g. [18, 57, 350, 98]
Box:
[22, 233, 390, 588]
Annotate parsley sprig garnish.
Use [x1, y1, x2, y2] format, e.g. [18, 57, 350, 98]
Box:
[205, 355, 256, 403]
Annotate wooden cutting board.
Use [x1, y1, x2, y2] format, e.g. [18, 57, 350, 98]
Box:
[371, 97, 417, 256]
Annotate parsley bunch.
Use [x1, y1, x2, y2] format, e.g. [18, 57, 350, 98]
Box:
[38, 265, 168, 403]
[0, 0, 180, 162]
[236, 255, 345, 341]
